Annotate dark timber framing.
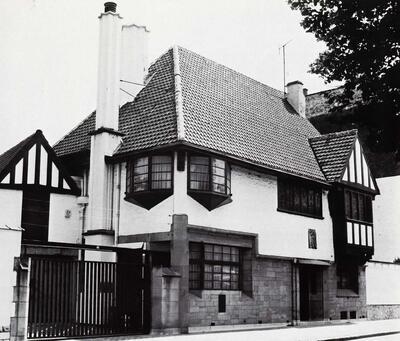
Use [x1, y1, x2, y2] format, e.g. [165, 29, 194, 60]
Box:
[0, 130, 80, 195]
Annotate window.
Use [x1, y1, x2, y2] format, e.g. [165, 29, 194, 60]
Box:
[278, 178, 322, 218]
[189, 242, 241, 290]
[337, 263, 358, 294]
[128, 155, 172, 192]
[125, 154, 173, 209]
[344, 190, 372, 223]
[189, 156, 231, 194]
[187, 155, 232, 210]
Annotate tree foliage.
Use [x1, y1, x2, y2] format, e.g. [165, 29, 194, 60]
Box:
[289, 0, 400, 154]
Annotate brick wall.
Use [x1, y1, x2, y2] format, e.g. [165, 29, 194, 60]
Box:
[188, 258, 292, 326]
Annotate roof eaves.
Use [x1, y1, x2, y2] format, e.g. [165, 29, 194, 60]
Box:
[173, 45, 185, 141]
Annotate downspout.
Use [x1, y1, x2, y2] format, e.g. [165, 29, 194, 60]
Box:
[114, 163, 122, 246]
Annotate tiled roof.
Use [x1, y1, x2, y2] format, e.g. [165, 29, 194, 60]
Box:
[309, 129, 357, 182]
[53, 46, 327, 182]
[0, 131, 36, 175]
[178, 47, 324, 182]
[53, 50, 177, 157]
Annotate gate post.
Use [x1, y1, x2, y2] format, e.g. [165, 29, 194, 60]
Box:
[170, 214, 189, 333]
[10, 257, 31, 341]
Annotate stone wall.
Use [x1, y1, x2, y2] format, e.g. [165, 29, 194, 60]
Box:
[367, 305, 400, 320]
[188, 258, 292, 326]
[324, 264, 367, 320]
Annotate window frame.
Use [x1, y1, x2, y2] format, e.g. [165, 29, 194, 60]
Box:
[344, 189, 373, 224]
[337, 263, 359, 294]
[187, 155, 231, 196]
[277, 177, 323, 219]
[126, 153, 174, 194]
[189, 242, 241, 291]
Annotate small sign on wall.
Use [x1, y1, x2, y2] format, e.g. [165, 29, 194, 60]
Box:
[308, 229, 317, 249]
[65, 209, 72, 219]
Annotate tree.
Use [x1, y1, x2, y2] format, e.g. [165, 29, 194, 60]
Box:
[289, 0, 400, 157]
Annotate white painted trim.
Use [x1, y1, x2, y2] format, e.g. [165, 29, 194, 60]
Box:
[173, 45, 185, 141]
[39, 146, 47, 186]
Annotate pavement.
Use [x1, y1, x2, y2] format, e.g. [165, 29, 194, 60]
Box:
[1, 319, 399, 341]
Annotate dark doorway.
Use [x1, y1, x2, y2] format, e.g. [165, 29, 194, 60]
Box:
[21, 190, 50, 242]
[299, 265, 324, 321]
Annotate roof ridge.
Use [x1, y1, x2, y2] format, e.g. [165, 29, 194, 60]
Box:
[173, 45, 185, 141]
[176, 45, 285, 99]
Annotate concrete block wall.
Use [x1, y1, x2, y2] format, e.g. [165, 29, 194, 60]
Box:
[323, 264, 367, 320]
[188, 258, 292, 326]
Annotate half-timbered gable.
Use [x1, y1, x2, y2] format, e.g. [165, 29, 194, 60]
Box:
[0, 130, 80, 243]
[310, 130, 379, 263]
[341, 137, 378, 192]
[0, 130, 79, 195]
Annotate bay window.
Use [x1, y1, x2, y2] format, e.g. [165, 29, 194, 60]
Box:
[125, 154, 173, 209]
[344, 190, 372, 223]
[188, 155, 232, 210]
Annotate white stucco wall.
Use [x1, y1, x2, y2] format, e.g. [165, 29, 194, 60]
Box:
[372, 176, 400, 262]
[118, 163, 173, 237]
[117, 154, 334, 261]
[48, 193, 81, 244]
[0, 189, 22, 229]
[0, 227, 22, 329]
[366, 262, 400, 305]
[174, 162, 334, 261]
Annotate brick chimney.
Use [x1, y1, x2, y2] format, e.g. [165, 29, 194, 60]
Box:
[286, 81, 306, 118]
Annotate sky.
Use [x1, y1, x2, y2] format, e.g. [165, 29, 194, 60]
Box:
[0, 0, 342, 153]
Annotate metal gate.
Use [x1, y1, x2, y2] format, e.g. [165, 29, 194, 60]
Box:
[27, 252, 151, 339]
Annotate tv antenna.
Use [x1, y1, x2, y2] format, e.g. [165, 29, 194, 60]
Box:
[279, 39, 292, 94]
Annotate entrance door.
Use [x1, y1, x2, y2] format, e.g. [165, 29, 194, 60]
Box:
[299, 266, 324, 321]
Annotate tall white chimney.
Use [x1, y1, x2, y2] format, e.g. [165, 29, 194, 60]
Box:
[286, 80, 306, 118]
[120, 24, 149, 105]
[86, 2, 123, 253]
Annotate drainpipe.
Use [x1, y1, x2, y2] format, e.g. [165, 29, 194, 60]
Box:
[291, 258, 299, 325]
[114, 163, 122, 246]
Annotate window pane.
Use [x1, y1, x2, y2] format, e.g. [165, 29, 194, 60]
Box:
[135, 157, 148, 168]
[151, 155, 172, 190]
[191, 156, 209, 165]
[301, 186, 308, 213]
[345, 191, 351, 218]
[358, 194, 365, 222]
[190, 156, 210, 191]
[212, 158, 225, 169]
[132, 157, 149, 192]
[365, 196, 373, 222]
[351, 192, 359, 220]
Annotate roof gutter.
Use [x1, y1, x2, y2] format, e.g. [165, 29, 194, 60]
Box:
[105, 141, 331, 187]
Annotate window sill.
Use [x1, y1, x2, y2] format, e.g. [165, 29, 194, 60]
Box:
[336, 289, 359, 298]
[277, 208, 324, 220]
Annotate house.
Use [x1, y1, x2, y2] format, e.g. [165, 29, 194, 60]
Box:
[0, 2, 388, 338]
[306, 87, 400, 319]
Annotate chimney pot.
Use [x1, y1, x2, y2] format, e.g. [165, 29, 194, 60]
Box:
[104, 2, 117, 13]
[303, 88, 308, 96]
